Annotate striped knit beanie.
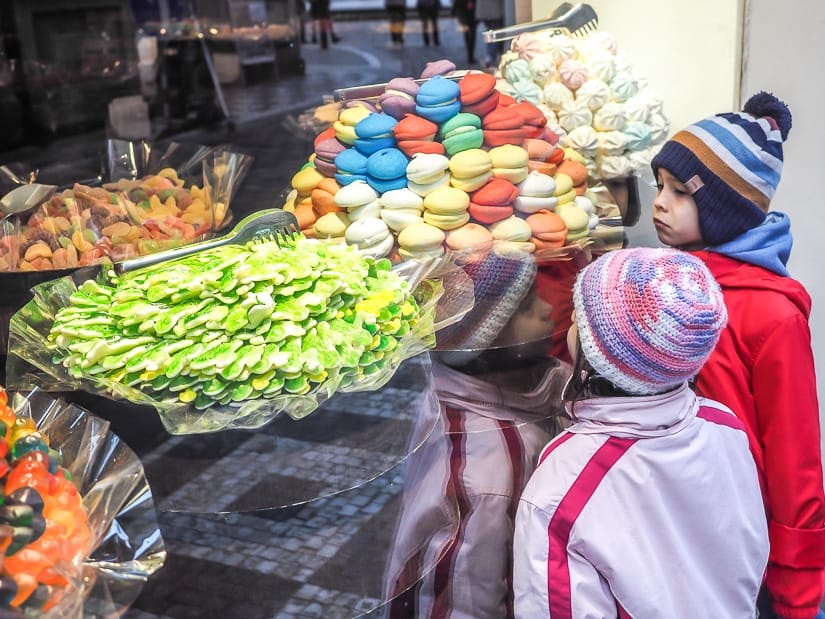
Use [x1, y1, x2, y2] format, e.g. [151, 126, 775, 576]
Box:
[573, 248, 727, 395]
[650, 92, 792, 246]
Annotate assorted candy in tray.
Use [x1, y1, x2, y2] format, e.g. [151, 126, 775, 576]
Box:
[282, 60, 615, 263]
[0, 169, 221, 273]
[0, 385, 91, 615]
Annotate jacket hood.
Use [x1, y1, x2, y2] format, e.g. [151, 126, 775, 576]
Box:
[694, 245, 812, 320]
[432, 358, 569, 423]
[708, 211, 792, 276]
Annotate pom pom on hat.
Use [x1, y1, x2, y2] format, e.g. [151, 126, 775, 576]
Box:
[573, 248, 727, 395]
[651, 91, 792, 245]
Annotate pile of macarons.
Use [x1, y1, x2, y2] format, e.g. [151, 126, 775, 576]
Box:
[494, 30, 670, 180]
[284, 59, 604, 263]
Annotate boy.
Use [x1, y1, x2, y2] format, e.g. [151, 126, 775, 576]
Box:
[650, 92, 825, 619]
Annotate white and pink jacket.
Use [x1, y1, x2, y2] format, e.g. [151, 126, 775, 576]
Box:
[513, 384, 769, 619]
[384, 357, 570, 619]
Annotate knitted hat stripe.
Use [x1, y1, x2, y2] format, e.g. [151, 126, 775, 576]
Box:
[573, 249, 727, 395]
[724, 113, 784, 162]
[688, 121, 780, 198]
[671, 133, 771, 211]
[697, 116, 783, 185]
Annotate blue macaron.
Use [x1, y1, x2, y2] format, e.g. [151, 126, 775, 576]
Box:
[334, 147, 369, 185]
[415, 76, 462, 124]
[366, 147, 410, 180]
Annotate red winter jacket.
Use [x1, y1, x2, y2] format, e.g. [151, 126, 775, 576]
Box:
[692, 250, 825, 619]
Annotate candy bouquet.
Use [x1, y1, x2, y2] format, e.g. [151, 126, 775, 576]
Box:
[278, 59, 625, 262]
[495, 29, 670, 181]
[0, 385, 165, 617]
[5, 235, 472, 435]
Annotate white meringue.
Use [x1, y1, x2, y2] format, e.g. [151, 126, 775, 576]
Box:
[558, 58, 588, 91]
[576, 79, 611, 111]
[593, 101, 626, 132]
[597, 130, 628, 156]
[558, 99, 593, 132]
[565, 125, 599, 158]
[542, 81, 574, 111]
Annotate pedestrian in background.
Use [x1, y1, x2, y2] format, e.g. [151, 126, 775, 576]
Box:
[417, 0, 441, 46]
[451, 0, 477, 65]
[514, 247, 769, 617]
[476, 0, 503, 69]
[309, 0, 340, 49]
[650, 91, 825, 619]
[386, 0, 407, 46]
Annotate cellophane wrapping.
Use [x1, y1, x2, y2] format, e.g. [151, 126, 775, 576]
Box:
[8, 388, 166, 617]
[5, 246, 472, 435]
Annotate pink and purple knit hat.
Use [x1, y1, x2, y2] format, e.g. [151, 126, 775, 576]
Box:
[573, 248, 727, 395]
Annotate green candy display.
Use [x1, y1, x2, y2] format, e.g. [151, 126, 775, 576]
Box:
[46, 237, 432, 414]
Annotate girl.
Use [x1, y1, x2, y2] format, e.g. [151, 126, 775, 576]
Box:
[513, 247, 769, 617]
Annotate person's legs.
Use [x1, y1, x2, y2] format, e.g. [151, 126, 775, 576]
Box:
[429, 7, 440, 45]
[462, 18, 477, 64]
[419, 12, 430, 45]
[482, 18, 503, 67]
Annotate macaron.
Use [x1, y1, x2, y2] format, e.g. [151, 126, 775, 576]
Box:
[345, 217, 395, 258]
[489, 144, 530, 184]
[439, 112, 484, 157]
[334, 148, 369, 185]
[552, 172, 578, 206]
[314, 211, 351, 240]
[524, 138, 560, 176]
[445, 223, 494, 253]
[556, 159, 589, 195]
[379, 77, 421, 120]
[488, 215, 535, 254]
[397, 221, 446, 260]
[468, 177, 517, 224]
[459, 72, 500, 117]
[354, 113, 398, 155]
[556, 203, 590, 242]
[311, 177, 343, 216]
[334, 179, 379, 209]
[423, 185, 471, 230]
[314, 125, 337, 147]
[512, 101, 548, 139]
[482, 106, 528, 147]
[420, 59, 457, 79]
[334, 105, 371, 145]
[514, 171, 558, 214]
[406, 152, 451, 184]
[291, 166, 325, 195]
[415, 76, 462, 124]
[366, 147, 410, 194]
[366, 147, 409, 180]
[314, 136, 348, 177]
[449, 149, 493, 193]
[380, 187, 425, 231]
[394, 114, 444, 157]
[525, 209, 568, 250]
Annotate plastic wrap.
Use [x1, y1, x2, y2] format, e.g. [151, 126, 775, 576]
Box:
[6, 388, 166, 617]
[5, 248, 473, 436]
[0, 140, 252, 353]
[0, 140, 251, 273]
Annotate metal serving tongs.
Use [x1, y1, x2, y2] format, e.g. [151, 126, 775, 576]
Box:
[114, 208, 300, 275]
[483, 2, 598, 43]
[333, 70, 473, 103]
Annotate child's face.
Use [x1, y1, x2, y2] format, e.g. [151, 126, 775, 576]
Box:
[652, 168, 704, 250]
